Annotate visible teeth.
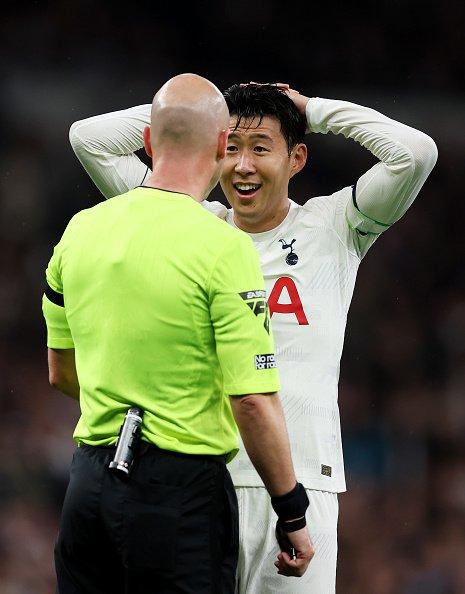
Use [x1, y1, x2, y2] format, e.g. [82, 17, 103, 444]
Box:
[235, 184, 260, 191]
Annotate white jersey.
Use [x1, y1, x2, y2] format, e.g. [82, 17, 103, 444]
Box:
[69, 96, 437, 492]
[226, 192, 360, 491]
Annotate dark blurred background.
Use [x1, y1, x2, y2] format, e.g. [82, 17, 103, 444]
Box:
[1, 1, 464, 592]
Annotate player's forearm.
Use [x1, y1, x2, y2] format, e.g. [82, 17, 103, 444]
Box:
[230, 393, 297, 497]
[306, 97, 438, 225]
[69, 105, 151, 199]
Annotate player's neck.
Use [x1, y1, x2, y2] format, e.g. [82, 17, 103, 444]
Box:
[234, 200, 291, 233]
[146, 156, 212, 203]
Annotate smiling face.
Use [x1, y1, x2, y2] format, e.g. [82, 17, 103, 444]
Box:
[220, 115, 307, 232]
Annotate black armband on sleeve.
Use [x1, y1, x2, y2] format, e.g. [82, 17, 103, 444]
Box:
[271, 482, 309, 532]
[45, 283, 64, 307]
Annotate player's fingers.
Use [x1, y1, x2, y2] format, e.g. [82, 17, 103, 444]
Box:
[275, 83, 301, 96]
[275, 553, 290, 571]
[277, 565, 303, 577]
[274, 83, 301, 95]
[277, 555, 310, 576]
[277, 565, 307, 577]
[280, 551, 292, 563]
[276, 560, 292, 575]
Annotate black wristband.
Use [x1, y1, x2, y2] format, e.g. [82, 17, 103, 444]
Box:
[277, 516, 307, 533]
[271, 482, 309, 522]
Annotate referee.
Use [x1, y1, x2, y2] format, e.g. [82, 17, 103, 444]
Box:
[43, 74, 313, 594]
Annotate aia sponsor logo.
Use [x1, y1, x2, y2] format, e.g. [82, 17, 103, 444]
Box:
[268, 277, 309, 326]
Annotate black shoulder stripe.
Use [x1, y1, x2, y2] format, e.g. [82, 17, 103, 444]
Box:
[351, 181, 358, 209]
[351, 181, 367, 236]
[140, 166, 150, 185]
[45, 284, 64, 307]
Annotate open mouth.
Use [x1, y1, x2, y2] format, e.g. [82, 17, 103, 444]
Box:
[233, 182, 262, 198]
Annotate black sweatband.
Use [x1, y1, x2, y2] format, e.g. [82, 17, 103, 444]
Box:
[277, 516, 307, 533]
[271, 482, 309, 522]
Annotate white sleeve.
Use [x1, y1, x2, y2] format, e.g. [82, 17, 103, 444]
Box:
[69, 105, 152, 199]
[69, 105, 229, 219]
[306, 98, 438, 239]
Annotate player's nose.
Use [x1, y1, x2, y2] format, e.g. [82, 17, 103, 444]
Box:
[234, 152, 256, 175]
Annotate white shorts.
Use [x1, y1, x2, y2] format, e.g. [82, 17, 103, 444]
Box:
[235, 487, 338, 594]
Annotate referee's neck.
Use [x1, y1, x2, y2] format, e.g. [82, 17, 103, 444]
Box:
[145, 156, 213, 203]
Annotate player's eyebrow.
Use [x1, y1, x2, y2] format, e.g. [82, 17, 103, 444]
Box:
[229, 132, 274, 143]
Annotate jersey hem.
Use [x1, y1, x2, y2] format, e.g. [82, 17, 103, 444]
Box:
[230, 475, 346, 493]
[47, 337, 75, 349]
[226, 379, 281, 396]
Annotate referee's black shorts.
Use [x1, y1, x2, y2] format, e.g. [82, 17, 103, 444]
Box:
[55, 443, 238, 594]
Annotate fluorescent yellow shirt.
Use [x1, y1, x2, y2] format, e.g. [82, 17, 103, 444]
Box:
[43, 187, 279, 459]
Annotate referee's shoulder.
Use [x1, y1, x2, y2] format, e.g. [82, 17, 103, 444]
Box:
[68, 191, 130, 221]
[58, 195, 125, 241]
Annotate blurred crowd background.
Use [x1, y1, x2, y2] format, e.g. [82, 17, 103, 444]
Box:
[1, 1, 464, 592]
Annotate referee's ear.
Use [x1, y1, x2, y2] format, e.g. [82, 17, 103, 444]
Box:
[143, 126, 153, 158]
[217, 129, 228, 162]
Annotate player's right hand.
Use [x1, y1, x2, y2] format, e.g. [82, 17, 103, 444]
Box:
[274, 524, 314, 577]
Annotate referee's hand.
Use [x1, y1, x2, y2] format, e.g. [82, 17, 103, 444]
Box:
[274, 525, 314, 577]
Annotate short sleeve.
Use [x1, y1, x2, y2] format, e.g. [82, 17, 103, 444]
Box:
[42, 236, 74, 349]
[209, 233, 280, 396]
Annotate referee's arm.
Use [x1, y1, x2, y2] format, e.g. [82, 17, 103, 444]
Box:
[48, 348, 79, 400]
[229, 392, 295, 497]
[43, 225, 79, 400]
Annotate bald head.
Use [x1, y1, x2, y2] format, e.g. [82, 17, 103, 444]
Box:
[143, 74, 230, 201]
[150, 73, 229, 154]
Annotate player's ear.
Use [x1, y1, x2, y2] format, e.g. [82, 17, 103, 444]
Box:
[217, 129, 229, 161]
[289, 143, 307, 179]
[143, 126, 153, 158]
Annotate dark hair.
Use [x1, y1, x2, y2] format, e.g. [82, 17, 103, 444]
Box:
[223, 83, 307, 155]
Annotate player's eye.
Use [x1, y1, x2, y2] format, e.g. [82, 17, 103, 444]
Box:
[254, 146, 269, 153]
[227, 145, 238, 153]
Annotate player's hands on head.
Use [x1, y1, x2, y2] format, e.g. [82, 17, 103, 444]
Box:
[274, 524, 314, 577]
[240, 81, 310, 125]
